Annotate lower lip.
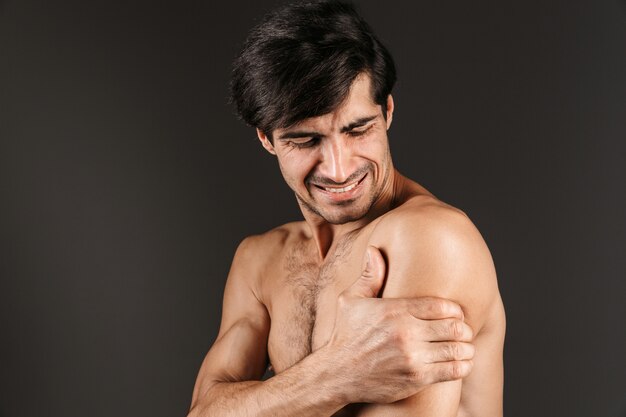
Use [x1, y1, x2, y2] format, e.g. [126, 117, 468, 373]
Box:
[312, 174, 368, 202]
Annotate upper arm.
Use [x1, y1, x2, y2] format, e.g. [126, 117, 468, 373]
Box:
[381, 204, 499, 331]
[190, 236, 271, 408]
[362, 202, 502, 416]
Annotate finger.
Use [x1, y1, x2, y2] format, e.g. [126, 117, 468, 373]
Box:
[342, 246, 387, 299]
[403, 297, 465, 320]
[424, 318, 474, 342]
[422, 360, 474, 384]
[428, 342, 475, 363]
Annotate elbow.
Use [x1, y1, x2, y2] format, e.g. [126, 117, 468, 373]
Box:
[187, 404, 204, 417]
[187, 398, 204, 417]
[188, 400, 219, 417]
[188, 380, 226, 417]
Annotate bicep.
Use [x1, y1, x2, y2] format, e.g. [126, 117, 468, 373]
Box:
[364, 207, 499, 416]
[190, 238, 271, 406]
[381, 207, 499, 335]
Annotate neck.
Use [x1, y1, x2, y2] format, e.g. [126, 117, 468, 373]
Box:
[300, 168, 409, 260]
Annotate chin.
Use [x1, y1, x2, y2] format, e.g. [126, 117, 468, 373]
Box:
[316, 202, 373, 225]
[323, 213, 368, 225]
[297, 187, 378, 225]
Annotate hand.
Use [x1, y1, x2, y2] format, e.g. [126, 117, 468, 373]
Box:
[326, 246, 475, 404]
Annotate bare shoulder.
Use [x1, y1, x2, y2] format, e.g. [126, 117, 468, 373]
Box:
[239, 221, 308, 261]
[370, 194, 481, 257]
[373, 194, 473, 242]
[234, 221, 309, 285]
[370, 195, 502, 332]
[219, 221, 307, 330]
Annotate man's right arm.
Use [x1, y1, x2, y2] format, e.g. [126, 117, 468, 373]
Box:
[188, 237, 475, 417]
[188, 236, 349, 416]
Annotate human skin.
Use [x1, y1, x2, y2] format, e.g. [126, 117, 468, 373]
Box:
[188, 74, 505, 416]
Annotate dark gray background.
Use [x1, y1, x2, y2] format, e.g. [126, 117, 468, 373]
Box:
[1, 0, 625, 416]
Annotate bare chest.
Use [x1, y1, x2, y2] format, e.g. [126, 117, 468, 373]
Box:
[265, 235, 366, 374]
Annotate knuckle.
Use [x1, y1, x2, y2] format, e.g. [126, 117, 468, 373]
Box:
[392, 334, 414, 365]
[446, 343, 460, 360]
[408, 362, 425, 384]
[390, 325, 410, 348]
[382, 304, 398, 320]
[431, 298, 460, 318]
[411, 370, 425, 385]
[403, 351, 416, 372]
[450, 360, 471, 379]
[450, 361, 463, 379]
[428, 298, 446, 316]
[465, 323, 474, 340]
[407, 348, 426, 374]
[450, 320, 463, 339]
[467, 343, 476, 359]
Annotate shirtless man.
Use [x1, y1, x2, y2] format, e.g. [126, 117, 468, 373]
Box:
[188, 1, 505, 416]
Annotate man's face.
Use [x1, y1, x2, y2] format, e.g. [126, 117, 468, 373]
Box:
[258, 74, 394, 225]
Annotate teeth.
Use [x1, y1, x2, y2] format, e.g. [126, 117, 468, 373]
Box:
[323, 181, 358, 193]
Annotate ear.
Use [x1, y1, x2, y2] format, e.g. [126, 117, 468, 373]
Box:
[385, 94, 394, 130]
[256, 128, 276, 155]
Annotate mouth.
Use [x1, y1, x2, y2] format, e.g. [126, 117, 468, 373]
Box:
[311, 173, 368, 199]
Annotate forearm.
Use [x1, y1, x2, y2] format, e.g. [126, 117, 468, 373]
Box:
[188, 346, 347, 417]
[355, 380, 462, 417]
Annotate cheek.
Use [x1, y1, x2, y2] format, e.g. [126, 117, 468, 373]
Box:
[358, 134, 389, 163]
[278, 155, 315, 184]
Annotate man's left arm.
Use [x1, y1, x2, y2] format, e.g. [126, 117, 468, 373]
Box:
[360, 202, 504, 417]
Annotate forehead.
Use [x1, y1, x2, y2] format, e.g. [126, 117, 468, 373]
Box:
[276, 73, 380, 134]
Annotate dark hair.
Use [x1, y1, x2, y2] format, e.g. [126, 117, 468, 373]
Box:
[230, 0, 396, 137]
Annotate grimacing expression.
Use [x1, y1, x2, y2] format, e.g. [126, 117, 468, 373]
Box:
[257, 74, 394, 225]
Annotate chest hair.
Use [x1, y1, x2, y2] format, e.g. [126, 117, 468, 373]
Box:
[283, 232, 357, 356]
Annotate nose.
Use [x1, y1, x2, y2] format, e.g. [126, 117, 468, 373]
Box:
[318, 137, 354, 184]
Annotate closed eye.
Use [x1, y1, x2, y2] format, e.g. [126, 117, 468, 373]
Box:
[347, 124, 374, 137]
[286, 136, 321, 149]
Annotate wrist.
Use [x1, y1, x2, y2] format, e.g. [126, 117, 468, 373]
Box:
[312, 343, 353, 406]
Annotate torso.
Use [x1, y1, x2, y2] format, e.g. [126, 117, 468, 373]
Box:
[263, 222, 377, 374]
[255, 190, 504, 416]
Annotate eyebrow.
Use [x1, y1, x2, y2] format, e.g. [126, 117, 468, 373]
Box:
[340, 115, 377, 133]
[277, 115, 378, 140]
